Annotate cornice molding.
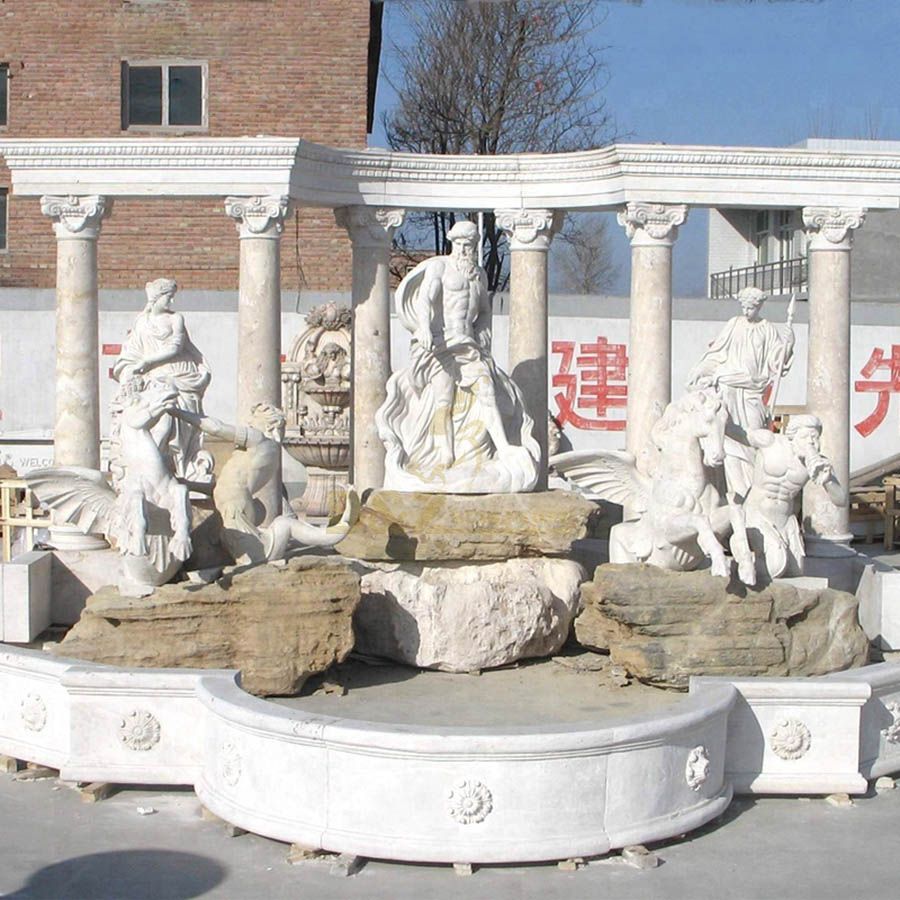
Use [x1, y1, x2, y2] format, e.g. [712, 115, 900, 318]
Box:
[2, 139, 898, 212]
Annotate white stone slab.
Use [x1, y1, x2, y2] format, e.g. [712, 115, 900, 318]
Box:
[0, 551, 52, 643]
[691, 676, 870, 794]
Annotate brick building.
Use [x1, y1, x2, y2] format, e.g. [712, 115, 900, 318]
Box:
[0, 0, 383, 293]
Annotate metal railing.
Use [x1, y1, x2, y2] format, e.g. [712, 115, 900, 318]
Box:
[710, 257, 808, 300]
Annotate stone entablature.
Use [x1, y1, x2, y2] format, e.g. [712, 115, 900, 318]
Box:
[3, 139, 900, 211]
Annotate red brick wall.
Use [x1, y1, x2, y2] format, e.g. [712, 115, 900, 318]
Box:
[0, 0, 368, 290]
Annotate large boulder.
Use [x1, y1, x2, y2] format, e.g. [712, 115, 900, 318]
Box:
[337, 489, 600, 561]
[52, 556, 360, 696]
[355, 558, 585, 672]
[576, 564, 869, 689]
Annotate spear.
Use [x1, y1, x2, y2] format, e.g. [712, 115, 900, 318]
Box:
[766, 292, 796, 423]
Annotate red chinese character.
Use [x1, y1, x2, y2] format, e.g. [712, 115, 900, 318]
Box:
[552, 336, 627, 431]
[854, 345, 900, 437]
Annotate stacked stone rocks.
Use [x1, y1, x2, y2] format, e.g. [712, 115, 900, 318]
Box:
[337, 490, 599, 673]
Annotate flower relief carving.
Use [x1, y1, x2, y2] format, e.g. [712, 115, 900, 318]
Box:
[769, 718, 812, 760]
[447, 779, 493, 825]
[219, 740, 242, 787]
[882, 701, 900, 745]
[119, 710, 161, 751]
[685, 746, 710, 791]
[20, 693, 47, 733]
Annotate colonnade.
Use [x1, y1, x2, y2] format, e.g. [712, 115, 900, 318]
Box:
[38, 193, 865, 546]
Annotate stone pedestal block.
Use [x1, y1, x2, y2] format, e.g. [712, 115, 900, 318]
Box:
[355, 558, 585, 672]
[52, 556, 360, 696]
[337, 489, 600, 561]
[576, 564, 869, 689]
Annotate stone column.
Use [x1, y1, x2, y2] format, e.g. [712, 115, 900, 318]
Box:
[225, 195, 290, 523]
[801, 206, 865, 548]
[617, 202, 687, 458]
[40, 195, 109, 470]
[496, 208, 561, 491]
[334, 206, 405, 495]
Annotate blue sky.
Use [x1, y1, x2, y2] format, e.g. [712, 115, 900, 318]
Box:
[372, 0, 900, 296]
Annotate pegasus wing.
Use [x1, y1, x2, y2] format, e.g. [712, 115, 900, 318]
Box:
[550, 449, 651, 511]
[25, 467, 117, 539]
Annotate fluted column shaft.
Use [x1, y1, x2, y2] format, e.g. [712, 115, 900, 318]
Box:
[801, 206, 865, 545]
[496, 209, 561, 491]
[335, 206, 405, 494]
[617, 202, 687, 459]
[41, 195, 109, 469]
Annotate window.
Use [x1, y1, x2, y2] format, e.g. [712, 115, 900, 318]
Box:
[0, 63, 8, 128]
[0, 189, 7, 251]
[121, 61, 206, 130]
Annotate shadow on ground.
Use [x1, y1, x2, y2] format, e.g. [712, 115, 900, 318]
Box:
[5, 849, 225, 900]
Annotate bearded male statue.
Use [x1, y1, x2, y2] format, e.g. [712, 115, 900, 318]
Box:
[376, 221, 540, 493]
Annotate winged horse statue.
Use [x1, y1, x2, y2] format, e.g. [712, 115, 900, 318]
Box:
[552, 387, 754, 581]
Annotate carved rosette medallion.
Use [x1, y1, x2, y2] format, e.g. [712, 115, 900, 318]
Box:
[685, 745, 710, 791]
[20, 693, 47, 733]
[40, 194, 109, 239]
[802, 206, 865, 249]
[225, 195, 291, 238]
[882, 702, 900, 745]
[769, 718, 812, 760]
[617, 202, 687, 244]
[219, 741, 242, 787]
[495, 208, 561, 251]
[447, 779, 493, 825]
[119, 710, 161, 751]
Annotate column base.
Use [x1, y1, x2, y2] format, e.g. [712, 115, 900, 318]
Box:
[48, 523, 109, 552]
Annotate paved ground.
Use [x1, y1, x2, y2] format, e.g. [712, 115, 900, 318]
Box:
[0, 770, 897, 900]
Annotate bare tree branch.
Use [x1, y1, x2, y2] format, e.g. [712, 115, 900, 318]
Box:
[384, 0, 617, 291]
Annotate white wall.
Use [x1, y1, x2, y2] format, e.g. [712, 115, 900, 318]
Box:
[1, 296, 898, 477]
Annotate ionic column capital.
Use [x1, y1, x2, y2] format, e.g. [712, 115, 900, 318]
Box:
[40, 195, 109, 240]
[225, 195, 291, 239]
[802, 206, 866, 251]
[495, 208, 562, 251]
[334, 206, 406, 249]
[617, 202, 687, 246]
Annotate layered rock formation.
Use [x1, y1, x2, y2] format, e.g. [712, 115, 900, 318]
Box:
[576, 564, 869, 689]
[52, 556, 360, 696]
[337, 489, 599, 561]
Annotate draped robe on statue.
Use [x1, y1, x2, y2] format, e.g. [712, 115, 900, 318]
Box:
[113, 311, 212, 481]
[376, 262, 540, 493]
[688, 315, 793, 497]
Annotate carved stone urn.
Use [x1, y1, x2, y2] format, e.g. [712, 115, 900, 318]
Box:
[281, 303, 351, 517]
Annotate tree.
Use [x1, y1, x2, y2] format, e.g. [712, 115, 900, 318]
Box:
[384, 0, 616, 292]
[553, 213, 620, 295]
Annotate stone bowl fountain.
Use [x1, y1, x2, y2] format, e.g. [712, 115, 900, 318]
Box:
[281, 303, 351, 518]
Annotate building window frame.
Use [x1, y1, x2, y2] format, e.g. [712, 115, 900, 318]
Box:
[0, 63, 9, 129]
[121, 59, 208, 133]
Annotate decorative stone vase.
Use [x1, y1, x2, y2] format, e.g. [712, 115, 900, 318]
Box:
[281, 303, 351, 518]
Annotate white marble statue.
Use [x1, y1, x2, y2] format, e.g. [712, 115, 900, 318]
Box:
[172, 403, 359, 565]
[687, 286, 795, 498]
[376, 220, 540, 493]
[738, 415, 846, 580]
[113, 277, 213, 483]
[27, 377, 194, 595]
[552, 388, 735, 577]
